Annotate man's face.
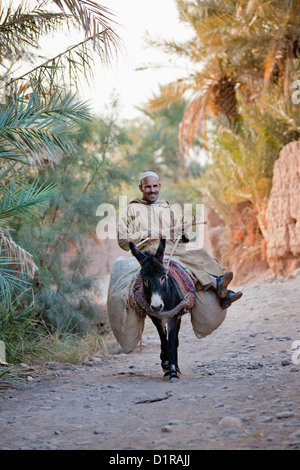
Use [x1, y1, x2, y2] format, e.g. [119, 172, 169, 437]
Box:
[139, 176, 161, 203]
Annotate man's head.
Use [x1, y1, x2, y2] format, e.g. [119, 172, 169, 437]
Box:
[139, 171, 161, 203]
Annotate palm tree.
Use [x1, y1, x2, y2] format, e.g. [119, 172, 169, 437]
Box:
[0, 88, 93, 305]
[0, 0, 120, 304]
[0, 162, 59, 306]
[142, 0, 300, 273]
[146, 0, 300, 152]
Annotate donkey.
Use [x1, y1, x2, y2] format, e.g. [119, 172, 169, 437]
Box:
[129, 236, 185, 381]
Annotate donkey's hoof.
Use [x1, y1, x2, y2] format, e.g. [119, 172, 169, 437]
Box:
[163, 372, 171, 381]
[164, 371, 179, 381]
[169, 375, 179, 383]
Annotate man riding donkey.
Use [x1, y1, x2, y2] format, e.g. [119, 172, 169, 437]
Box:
[118, 171, 242, 309]
[107, 170, 242, 356]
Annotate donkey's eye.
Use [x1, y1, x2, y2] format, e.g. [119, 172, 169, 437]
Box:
[160, 275, 166, 284]
[143, 279, 149, 287]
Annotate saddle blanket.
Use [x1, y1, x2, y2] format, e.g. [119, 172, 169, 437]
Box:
[128, 259, 197, 319]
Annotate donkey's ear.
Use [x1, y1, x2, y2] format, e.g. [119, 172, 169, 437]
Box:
[129, 241, 146, 264]
[155, 236, 166, 263]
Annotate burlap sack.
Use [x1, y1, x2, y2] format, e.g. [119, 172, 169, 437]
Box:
[190, 288, 227, 339]
[170, 255, 227, 339]
[107, 255, 227, 352]
[107, 256, 145, 353]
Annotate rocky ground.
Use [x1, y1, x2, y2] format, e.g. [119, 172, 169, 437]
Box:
[0, 275, 300, 451]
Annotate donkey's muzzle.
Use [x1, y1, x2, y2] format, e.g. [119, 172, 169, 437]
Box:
[150, 293, 164, 313]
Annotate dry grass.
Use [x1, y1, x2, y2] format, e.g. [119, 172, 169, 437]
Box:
[0, 330, 119, 392]
[21, 330, 117, 365]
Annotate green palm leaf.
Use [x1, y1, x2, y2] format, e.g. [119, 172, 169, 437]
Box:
[0, 178, 59, 221]
[0, 89, 91, 164]
[0, 249, 31, 306]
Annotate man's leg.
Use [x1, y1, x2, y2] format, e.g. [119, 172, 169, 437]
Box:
[208, 271, 233, 298]
[207, 271, 243, 309]
[220, 290, 243, 309]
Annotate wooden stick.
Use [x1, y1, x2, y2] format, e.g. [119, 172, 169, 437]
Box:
[135, 220, 208, 248]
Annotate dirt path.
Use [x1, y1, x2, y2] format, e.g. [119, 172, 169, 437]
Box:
[1, 276, 300, 450]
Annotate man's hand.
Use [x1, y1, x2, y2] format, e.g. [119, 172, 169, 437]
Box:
[143, 228, 162, 239]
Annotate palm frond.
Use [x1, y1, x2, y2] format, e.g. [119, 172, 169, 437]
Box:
[0, 228, 38, 277]
[0, 177, 59, 221]
[144, 34, 206, 62]
[0, 248, 32, 306]
[0, 89, 91, 165]
[51, 0, 120, 57]
[1, 1, 121, 97]
[12, 33, 107, 92]
[179, 86, 214, 152]
[146, 76, 201, 112]
[176, 0, 227, 29]
[0, 1, 71, 66]
[0, 160, 17, 181]
[195, 12, 237, 44]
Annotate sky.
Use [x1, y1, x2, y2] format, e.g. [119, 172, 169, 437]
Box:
[75, 0, 193, 120]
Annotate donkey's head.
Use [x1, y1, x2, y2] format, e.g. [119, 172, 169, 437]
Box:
[129, 237, 167, 313]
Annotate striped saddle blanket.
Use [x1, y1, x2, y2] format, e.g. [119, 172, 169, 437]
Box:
[128, 259, 197, 319]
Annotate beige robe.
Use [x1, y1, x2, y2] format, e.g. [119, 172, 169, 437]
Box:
[117, 198, 224, 287]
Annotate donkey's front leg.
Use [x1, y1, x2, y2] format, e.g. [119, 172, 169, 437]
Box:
[149, 316, 169, 372]
[165, 315, 182, 381]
